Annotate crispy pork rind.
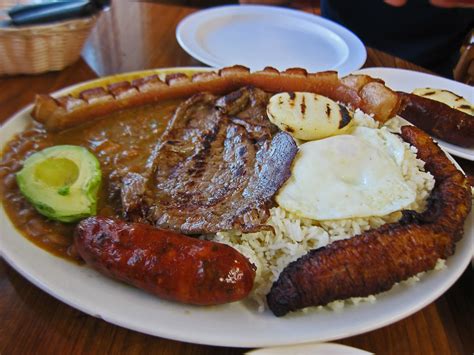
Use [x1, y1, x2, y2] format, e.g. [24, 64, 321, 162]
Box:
[32, 66, 401, 131]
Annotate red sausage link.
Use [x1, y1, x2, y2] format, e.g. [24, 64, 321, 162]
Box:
[74, 217, 255, 305]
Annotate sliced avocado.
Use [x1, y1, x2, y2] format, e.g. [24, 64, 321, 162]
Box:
[16, 145, 102, 223]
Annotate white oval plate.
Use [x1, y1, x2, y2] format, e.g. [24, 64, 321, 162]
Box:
[355, 67, 474, 161]
[0, 68, 472, 348]
[176, 5, 366, 75]
[247, 342, 372, 355]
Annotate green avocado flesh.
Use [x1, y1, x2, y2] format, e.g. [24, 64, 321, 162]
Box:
[16, 145, 102, 223]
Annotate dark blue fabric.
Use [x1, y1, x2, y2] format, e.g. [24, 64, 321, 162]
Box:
[321, 0, 473, 77]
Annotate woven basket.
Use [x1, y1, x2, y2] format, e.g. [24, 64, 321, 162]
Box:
[0, 2, 98, 75]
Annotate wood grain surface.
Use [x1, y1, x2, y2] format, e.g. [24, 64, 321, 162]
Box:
[0, 1, 473, 354]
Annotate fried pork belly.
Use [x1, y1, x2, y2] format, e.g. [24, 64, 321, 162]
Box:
[32, 66, 401, 131]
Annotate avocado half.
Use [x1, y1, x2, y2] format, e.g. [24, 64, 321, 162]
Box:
[16, 145, 102, 223]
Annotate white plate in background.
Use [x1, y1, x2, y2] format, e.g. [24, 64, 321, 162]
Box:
[247, 342, 373, 354]
[356, 67, 474, 161]
[176, 5, 366, 75]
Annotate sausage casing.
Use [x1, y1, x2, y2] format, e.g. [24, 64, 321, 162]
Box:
[398, 92, 474, 147]
[74, 217, 255, 306]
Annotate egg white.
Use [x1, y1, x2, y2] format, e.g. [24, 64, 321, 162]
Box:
[276, 127, 416, 220]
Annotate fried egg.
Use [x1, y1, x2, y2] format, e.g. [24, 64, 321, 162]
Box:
[276, 127, 416, 220]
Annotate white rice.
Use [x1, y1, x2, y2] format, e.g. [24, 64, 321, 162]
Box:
[210, 110, 437, 312]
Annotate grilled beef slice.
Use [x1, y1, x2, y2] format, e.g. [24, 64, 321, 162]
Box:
[121, 87, 297, 234]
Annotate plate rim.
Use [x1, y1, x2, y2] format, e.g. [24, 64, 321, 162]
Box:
[176, 4, 367, 75]
[0, 67, 472, 348]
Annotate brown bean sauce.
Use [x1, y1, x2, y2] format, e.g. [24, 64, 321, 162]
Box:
[0, 100, 180, 262]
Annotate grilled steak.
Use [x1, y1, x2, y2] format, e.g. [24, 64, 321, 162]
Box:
[121, 87, 297, 234]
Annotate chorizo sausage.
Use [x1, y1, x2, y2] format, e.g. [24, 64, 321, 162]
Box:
[398, 92, 474, 148]
[74, 216, 256, 306]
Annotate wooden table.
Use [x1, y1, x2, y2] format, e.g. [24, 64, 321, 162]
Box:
[0, 2, 472, 354]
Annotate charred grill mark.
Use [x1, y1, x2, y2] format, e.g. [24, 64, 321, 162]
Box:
[338, 105, 351, 129]
[188, 121, 222, 178]
[458, 104, 471, 109]
[325, 103, 331, 118]
[423, 91, 436, 96]
[288, 92, 296, 100]
[300, 95, 306, 117]
[288, 93, 296, 108]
